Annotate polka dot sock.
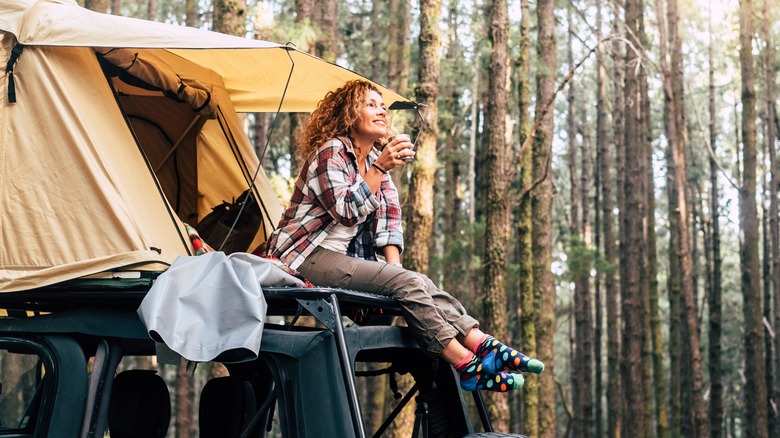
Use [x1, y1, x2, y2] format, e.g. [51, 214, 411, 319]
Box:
[473, 335, 545, 376]
[454, 353, 524, 392]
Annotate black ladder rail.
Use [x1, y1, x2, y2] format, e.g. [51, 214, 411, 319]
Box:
[328, 293, 367, 438]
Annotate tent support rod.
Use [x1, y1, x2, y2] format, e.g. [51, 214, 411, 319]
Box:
[154, 115, 201, 173]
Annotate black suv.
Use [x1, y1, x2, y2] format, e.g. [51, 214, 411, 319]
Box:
[0, 280, 524, 437]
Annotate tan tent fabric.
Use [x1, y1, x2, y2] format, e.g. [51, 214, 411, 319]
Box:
[1, 0, 410, 292]
[0, 0, 409, 113]
[1, 44, 186, 291]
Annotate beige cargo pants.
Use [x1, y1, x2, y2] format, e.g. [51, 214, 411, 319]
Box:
[297, 247, 480, 356]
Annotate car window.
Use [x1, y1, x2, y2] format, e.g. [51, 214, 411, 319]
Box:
[0, 346, 47, 434]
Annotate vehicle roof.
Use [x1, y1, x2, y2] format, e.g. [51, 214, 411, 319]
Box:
[0, 285, 402, 338]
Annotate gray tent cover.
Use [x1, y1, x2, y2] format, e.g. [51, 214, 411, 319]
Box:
[138, 252, 306, 363]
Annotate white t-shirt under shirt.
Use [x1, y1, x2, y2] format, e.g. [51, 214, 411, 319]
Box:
[318, 216, 366, 254]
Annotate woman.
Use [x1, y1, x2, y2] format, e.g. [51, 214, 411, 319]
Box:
[264, 80, 543, 392]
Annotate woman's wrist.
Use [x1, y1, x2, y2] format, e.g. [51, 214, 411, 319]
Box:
[372, 162, 389, 174]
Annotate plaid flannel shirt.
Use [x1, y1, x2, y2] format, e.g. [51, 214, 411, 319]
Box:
[266, 137, 404, 270]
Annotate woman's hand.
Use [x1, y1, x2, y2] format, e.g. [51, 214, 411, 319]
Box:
[363, 135, 414, 194]
[375, 135, 415, 172]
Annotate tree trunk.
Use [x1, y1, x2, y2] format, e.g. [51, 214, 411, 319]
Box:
[761, 3, 780, 434]
[0, 353, 37, 426]
[568, 6, 594, 435]
[185, 0, 200, 27]
[468, 67, 479, 226]
[84, 0, 108, 13]
[762, 171, 774, 436]
[534, 0, 557, 435]
[387, 0, 401, 89]
[480, 0, 510, 429]
[707, 10, 723, 435]
[405, 0, 441, 276]
[368, 1, 383, 81]
[641, 3, 670, 422]
[654, 1, 682, 432]
[110, 0, 121, 16]
[567, 5, 580, 240]
[566, 9, 580, 432]
[295, 0, 313, 23]
[620, 0, 647, 433]
[666, 0, 710, 433]
[175, 358, 194, 438]
[315, 0, 338, 63]
[146, 0, 157, 21]
[637, 10, 656, 434]
[607, 10, 623, 438]
[212, 0, 247, 37]
[579, 120, 595, 438]
[516, 0, 537, 433]
[594, 2, 608, 434]
[644, 43, 669, 438]
[388, 0, 411, 96]
[739, 0, 769, 435]
[441, 0, 464, 294]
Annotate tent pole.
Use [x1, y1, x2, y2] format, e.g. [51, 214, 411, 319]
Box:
[154, 115, 201, 173]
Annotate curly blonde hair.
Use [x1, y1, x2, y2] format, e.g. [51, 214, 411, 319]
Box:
[298, 80, 386, 160]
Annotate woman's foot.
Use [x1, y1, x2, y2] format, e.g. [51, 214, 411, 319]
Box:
[455, 354, 524, 392]
[473, 335, 545, 376]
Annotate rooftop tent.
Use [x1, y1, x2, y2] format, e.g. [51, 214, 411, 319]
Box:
[0, 0, 411, 292]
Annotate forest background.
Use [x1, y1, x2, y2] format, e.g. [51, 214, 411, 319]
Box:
[81, 0, 779, 436]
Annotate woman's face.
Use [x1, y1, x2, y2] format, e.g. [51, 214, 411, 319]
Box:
[352, 90, 388, 141]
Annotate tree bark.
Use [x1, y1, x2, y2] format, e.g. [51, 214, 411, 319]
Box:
[761, 3, 780, 434]
[739, 0, 769, 435]
[146, 0, 157, 21]
[639, 3, 671, 422]
[480, 0, 510, 429]
[516, 0, 537, 433]
[212, 0, 247, 37]
[707, 9, 723, 435]
[441, 0, 464, 294]
[654, 1, 682, 433]
[579, 119, 595, 438]
[388, 0, 411, 96]
[668, 0, 709, 433]
[607, 10, 623, 438]
[368, 1, 383, 81]
[620, 0, 647, 433]
[568, 6, 594, 435]
[594, 2, 608, 435]
[566, 11, 580, 434]
[637, 9, 656, 434]
[762, 169, 775, 436]
[185, 0, 200, 27]
[643, 30, 668, 436]
[405, 0, 441, 276]
[175, 358, 194, 438]
[468, 66, 479, 226]
[315, 0, 338, 63]
[534, 0, 557, 435]
[0, 353, 37, 426]
[84, 0, 108, 13]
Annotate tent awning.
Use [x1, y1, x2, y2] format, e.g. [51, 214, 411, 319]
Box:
[0, 0, 411, 112]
